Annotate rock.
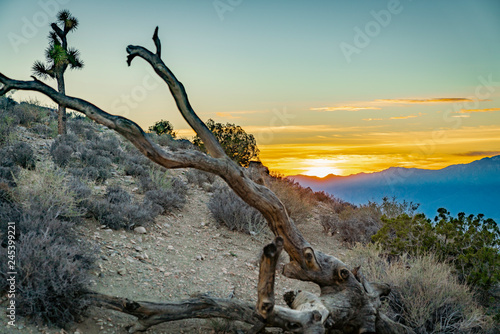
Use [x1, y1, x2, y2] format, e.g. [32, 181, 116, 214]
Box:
[134, 246, 143, 252]
[117, 268, 126, 276]
[134, 226, 147, 234]
[195, 254, 205, 261]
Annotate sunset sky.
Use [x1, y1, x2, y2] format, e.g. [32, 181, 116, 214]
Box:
[1, 0, 499, 176]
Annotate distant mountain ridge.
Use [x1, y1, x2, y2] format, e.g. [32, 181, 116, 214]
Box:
[290, 156, 500, 222]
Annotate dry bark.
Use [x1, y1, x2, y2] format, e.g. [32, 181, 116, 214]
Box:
[0, 27, 414, 334]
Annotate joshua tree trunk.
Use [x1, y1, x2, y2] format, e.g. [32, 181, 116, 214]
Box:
[0, 27, 414, 334]
[56, 71, 67, 135]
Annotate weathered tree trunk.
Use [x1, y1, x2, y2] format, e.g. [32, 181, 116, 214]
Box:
[56, 71, 67, 135]
[0, 27, 415, 333]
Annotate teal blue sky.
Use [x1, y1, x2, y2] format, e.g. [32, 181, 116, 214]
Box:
[1, 0, 500, 175]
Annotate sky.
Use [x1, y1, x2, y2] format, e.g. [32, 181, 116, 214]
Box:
[1, 0, 499, 177]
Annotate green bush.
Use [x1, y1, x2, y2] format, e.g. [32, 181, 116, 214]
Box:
[149, 119, 176, 137]
[372, 209, 500, 293]
[193, 119, 259, 167]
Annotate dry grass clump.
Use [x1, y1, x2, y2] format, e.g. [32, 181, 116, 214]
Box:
[345, 244, 495, 334]
[267, 174, 316, 223]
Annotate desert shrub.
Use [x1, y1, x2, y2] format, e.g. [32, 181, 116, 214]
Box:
[76, 166, 111, 184]
[149, 119, 176, 137]
[11, 142, 36, 170]
[323, 203, 382, 245]
[124, 161, 148, 177]
[0, 183, 21, 235]
[314, 191, 353, 213]
[209, 184, 267, 235]
[346, 244, 494, 334]
[373, 209, 500, 294]
[50, 132, 119, 183]
[68, 115, 97, 138]
[140, 167, 187, 193]
[0, 146, 21, 186]
[185, 169, 217, 190]
[193, 119, 259, 167]
[267, 174, 315, 223]
[14, 103, 37, 127]
[0, 107, 18, 147]
[14, 164, 82, 221]
[0, 174, 95, 327]
[145, 189, 186, 213]
[0, 215, 95, 327]
[31, 123, 52, 137]
[0, 95, 17, 110]
[52, 143, 74, 167]
[84, 185, 160, 229]
[138, 169, 188, 212]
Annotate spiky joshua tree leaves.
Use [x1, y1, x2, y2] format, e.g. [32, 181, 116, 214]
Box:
[32, 10, 83, 135]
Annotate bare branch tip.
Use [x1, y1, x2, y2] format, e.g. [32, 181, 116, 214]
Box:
[153, 26, 161, 57]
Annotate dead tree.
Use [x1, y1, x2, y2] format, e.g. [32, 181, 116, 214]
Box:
[0, 27, 414, 334]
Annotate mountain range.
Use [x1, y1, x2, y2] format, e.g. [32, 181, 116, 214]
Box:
[290, 156, 500, 222]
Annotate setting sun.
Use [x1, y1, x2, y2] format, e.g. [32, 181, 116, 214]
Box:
[302, 159, 342, 178]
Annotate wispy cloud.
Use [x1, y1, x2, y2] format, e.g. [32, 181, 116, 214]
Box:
[456, 151, 500, 157]
[216, 112, 241, 119]
[389, 113, 426, 120]
[375, 98, 478, 104]
[214, 110, 268, 119]
[457, 108, 500, 113]
[310, 106, 381, 112]
[451, 114, 470, 118]
[390, 115, 418, 120]
[362, 118, 383, 121]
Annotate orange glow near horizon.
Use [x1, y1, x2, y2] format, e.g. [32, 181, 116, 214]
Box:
[302, 159, 343, 177]
[174, 124, 500, 177]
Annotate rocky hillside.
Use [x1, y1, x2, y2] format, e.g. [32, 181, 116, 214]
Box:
[0, 111, 340, 334]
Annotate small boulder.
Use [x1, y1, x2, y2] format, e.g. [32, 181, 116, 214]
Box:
[134, 226, 147, 234]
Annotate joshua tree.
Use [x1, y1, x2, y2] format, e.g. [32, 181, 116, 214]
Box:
[0, 27, 414, 333]
[32, 10, 83, 135]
